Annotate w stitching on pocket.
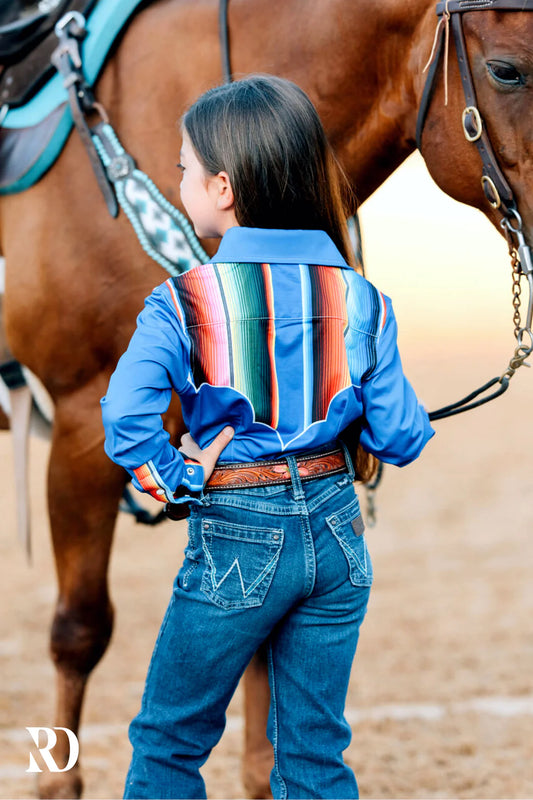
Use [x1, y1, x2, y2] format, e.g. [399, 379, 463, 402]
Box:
[204, 548, 280, 598]
[326, 500, 373, 587]
[201, 519, 284, 610]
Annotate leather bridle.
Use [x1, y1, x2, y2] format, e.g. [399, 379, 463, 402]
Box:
[414, 0, 533, 419]
[416, 0, 533, 219]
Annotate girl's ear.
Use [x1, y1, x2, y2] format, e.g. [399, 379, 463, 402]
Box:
[215, 171, 235, 211]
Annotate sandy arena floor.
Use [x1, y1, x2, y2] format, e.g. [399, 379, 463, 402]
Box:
[1, 346, 533, 799]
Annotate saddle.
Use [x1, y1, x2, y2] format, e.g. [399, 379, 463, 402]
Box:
[0, 0, 96, 108]
[0, 0, 148, 194]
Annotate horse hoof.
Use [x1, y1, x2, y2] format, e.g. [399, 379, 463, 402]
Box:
[38, 768, 83, 800]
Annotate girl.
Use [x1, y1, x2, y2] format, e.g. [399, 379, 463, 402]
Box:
[101, 74, 434, 799]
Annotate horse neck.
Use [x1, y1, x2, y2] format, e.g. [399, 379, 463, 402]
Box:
[100, 0, 438, 205]
[341, 0, 439, 200]
[247, 0, 438, 202]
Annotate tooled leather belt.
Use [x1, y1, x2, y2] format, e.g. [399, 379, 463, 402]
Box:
[206, 446, 348, 491]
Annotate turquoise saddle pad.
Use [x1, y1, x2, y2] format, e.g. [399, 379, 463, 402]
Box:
[0, 0, 147, 194]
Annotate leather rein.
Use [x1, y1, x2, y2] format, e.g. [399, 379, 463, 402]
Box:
[416, 0, 533, 420]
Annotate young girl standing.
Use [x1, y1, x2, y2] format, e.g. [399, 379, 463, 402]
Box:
[102, 74, 434, 799]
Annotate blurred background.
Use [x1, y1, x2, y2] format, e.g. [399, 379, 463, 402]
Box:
[360, 150, 510, 352]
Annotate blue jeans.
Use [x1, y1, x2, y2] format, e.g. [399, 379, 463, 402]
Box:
[124, 449, 372, 799]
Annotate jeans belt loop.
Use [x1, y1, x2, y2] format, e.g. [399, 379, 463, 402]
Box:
[286, 453, 305, 501]
[338, 439, 356, 481]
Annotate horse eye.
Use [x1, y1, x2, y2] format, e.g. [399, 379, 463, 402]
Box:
[487, 60, 524, 86]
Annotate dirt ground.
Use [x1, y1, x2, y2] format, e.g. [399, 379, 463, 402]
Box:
[1, 343, 533, 799]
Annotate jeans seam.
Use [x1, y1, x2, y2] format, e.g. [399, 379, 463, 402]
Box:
[267, 641, 288, 799]
[200, 495, 298, 515]
[306, 475, 353, 514]
[300, 513, 316, 598]
[137, 593, 175, 712]
[181, 561, 199, 589]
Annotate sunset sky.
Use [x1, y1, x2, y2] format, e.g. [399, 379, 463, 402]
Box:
[359, 152, 512, 352]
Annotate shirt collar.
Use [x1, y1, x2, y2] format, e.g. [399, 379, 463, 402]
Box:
[211, 227, 351, 268]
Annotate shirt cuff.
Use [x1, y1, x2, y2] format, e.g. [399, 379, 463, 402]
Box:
[132, 458, 204, 504]
[179, 458, 204, 497]
[173, 459, 204, 499]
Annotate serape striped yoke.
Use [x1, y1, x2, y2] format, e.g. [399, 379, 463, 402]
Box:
[101, 228, 434, 502]
[166, 259, 383, 428]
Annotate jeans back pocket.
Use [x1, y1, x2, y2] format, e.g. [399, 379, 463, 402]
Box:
[326, 499, 373, 587]
[201, 519, 284, 610]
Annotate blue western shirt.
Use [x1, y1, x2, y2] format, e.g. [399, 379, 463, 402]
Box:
[101, 227, 434, 502]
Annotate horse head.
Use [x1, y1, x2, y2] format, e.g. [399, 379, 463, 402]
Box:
[418, 4, 533, 248]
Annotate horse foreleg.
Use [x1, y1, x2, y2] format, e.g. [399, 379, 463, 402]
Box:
[38, 401, 125, 799]
[242, 643, 274, 799]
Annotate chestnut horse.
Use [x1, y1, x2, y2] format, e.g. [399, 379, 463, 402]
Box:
[1, 0, 532, 796]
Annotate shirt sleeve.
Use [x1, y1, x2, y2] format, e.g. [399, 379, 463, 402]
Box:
[100, 282, 204, 503]
[359, 296, 434, 466]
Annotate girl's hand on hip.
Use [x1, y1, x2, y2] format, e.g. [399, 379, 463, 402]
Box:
[179, 426, 234, 481]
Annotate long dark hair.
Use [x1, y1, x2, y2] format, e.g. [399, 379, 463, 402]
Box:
[182, 75, 376, 482]
[182, 74, 356, 266]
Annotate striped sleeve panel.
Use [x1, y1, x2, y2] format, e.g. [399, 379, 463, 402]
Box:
[343, 273, 386, 382]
